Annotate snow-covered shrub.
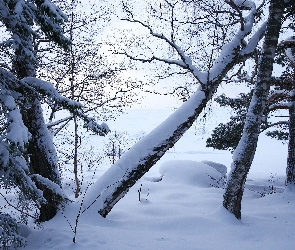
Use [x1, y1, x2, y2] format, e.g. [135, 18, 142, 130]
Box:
[201, 160, 227, 188]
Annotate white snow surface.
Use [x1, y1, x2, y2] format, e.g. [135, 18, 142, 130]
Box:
[10, 108, 295, 249]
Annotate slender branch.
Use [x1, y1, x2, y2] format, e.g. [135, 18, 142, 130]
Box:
[225, 0, 245, 31]
[120, 18, 204, 85]
[268, 103, 290, 111]
[47, 116, 72, 129]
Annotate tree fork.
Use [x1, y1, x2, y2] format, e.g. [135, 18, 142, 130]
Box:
[87, 0, 265, 217]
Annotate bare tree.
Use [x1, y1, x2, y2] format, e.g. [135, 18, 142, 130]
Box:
[83, 0, 267, 217]
[0, 0, 109, 223]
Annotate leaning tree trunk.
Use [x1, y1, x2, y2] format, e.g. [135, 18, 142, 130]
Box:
[223, 0, 284, 219]
[13, 44, 61, 222]
[86, 85, 216, 217]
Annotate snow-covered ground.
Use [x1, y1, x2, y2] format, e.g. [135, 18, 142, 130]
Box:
[18, 108, 295, 249]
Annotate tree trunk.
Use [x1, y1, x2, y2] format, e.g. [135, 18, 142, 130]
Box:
[223, 0, 284, 219]
[73, 114, 81, 198]
[69, 3, 81, 199]
[14, 41, 61, 222]
[21, 97, 61, 222]
[286, 92, 295, 187]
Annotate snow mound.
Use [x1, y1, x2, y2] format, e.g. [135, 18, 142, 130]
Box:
[200, 160, 227, 177]
[159, 160, 226, 188]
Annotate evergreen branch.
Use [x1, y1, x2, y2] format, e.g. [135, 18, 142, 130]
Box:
[0, 193, 39, 220]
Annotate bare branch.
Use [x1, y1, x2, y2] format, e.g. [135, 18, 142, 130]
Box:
[225, 0, 245, 31]
[120, 18, 205, 84]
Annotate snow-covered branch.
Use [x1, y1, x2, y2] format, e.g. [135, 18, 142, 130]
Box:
[31, 174, 67, 199]
[208, 0, 258, 82]
[47, 116, 73, 129]
[22, 77, 110, 136]
[74, 110, 110, 136]
[120, 0, 262, 86]
[22, 77, 81, 110]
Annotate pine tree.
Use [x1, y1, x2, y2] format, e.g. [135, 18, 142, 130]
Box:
[0, 0, 109, 225]
[207, 9, 295, 192]
[206, 90, 289, 152]
[3, 0, 71, 222]
[206, 92, 253, 152]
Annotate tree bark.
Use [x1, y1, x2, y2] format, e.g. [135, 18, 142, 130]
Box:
[21, 97, 61, 222]
[286, 92, 295, 186]
[223, 0, 284, 219]
[86, 78, 230, 217]
[14, 41, 61, 222]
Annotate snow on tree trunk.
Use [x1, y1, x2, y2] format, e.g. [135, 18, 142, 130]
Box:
[286, 92, 295, 187]
[21, 96, 61, 221]
[0, 0, 71, 222]
[14, 40, 61, 222]
[223, 0, 284, 219]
